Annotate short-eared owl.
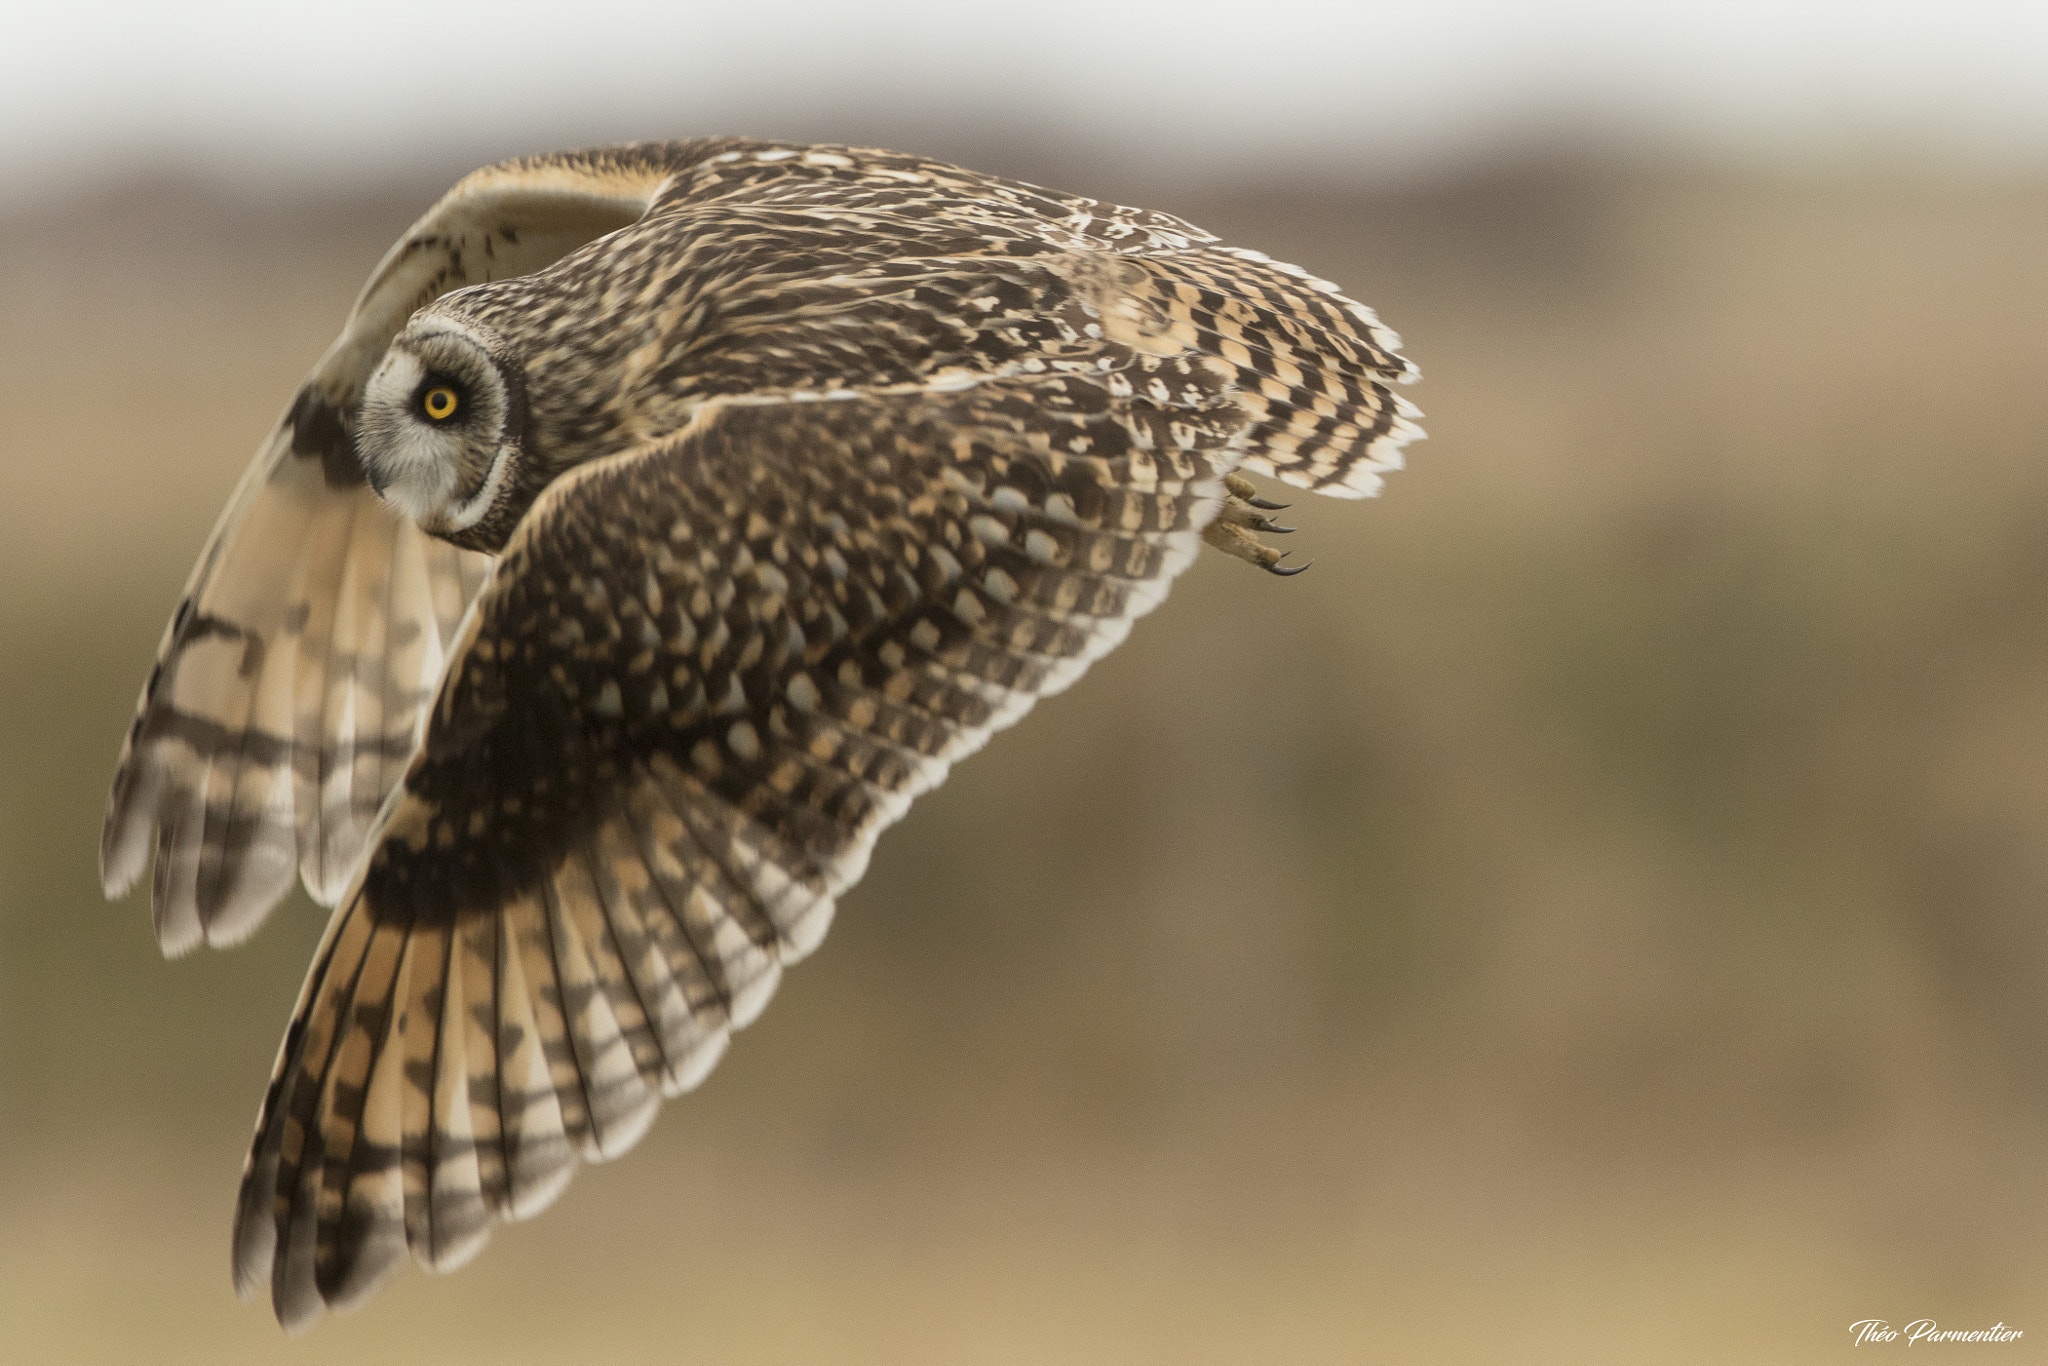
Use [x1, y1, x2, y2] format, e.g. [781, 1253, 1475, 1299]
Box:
[100, 140, 1422, 1329]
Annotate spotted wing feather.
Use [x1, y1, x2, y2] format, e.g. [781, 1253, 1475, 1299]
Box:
[232, 348, 1245, 1329]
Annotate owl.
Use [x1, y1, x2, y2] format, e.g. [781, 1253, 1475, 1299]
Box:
[99, 139, 1422, 1330]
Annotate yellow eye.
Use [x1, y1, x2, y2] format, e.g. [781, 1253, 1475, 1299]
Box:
[421, 385, 460, 422]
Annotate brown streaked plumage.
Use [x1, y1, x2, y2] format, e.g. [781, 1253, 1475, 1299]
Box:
[100, 138, 1423, 1330]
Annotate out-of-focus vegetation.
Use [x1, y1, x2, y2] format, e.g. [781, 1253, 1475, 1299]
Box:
[2, 146, 2045, 1364]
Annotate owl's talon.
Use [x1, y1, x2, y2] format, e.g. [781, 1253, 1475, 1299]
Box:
[1267, 557, 1312, 577]
[1224, 473, 1291, 512]
[1206, 485, 1309, 571]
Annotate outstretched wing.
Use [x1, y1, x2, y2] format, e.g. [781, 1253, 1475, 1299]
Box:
[102, 146, 699, 954]
[231, 345, 1247, 1329]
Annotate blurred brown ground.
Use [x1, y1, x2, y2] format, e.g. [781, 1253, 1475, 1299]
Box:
[2, 144, 2046, 1364]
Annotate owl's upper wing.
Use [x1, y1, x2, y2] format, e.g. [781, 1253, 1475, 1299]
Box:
[638, 140, 1424, 498]
[102, 147, 701, 954]
[230, 345, 1247, 1329]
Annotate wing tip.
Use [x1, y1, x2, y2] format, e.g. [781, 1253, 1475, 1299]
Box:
[318, 1208, 410, 1318]
[591, 1092, 661, 1162]
[99, 767, 155, 902]
[99, 850, 142, 903]
[779, 896, 836, 962]
[662, 1030, 732, 1096]
[417, 1190, 497, 1275]
[507, 1155, 578, 1223]
[230, 1152, 281, 1307]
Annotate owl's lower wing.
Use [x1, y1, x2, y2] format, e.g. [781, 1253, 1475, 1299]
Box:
[231, 353, 1246, 1330]
[102, 145, 708, 951]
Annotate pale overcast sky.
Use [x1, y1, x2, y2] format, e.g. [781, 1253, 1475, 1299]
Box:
[6, 0, 2047, 206]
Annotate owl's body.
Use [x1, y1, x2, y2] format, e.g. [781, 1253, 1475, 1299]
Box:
[99, 140, 1421, 1329]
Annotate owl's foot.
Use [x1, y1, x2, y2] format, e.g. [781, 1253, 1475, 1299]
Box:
[1206, 474, 1310, 576]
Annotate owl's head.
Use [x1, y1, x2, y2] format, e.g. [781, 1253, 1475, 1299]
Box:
[357, 315, 532, 552]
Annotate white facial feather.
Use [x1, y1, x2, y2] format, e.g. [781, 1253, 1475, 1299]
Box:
[356, 320, 511, 533]
[359, 352, 456, 522]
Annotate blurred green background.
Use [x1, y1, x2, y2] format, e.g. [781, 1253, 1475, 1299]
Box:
[5, 125, 2048, 1366]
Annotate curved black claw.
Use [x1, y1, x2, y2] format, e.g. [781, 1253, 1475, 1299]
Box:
[1263, 522, 1298, 534]
[1266, 556, 1312, 577]
[1247, 496, 1290, 510]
